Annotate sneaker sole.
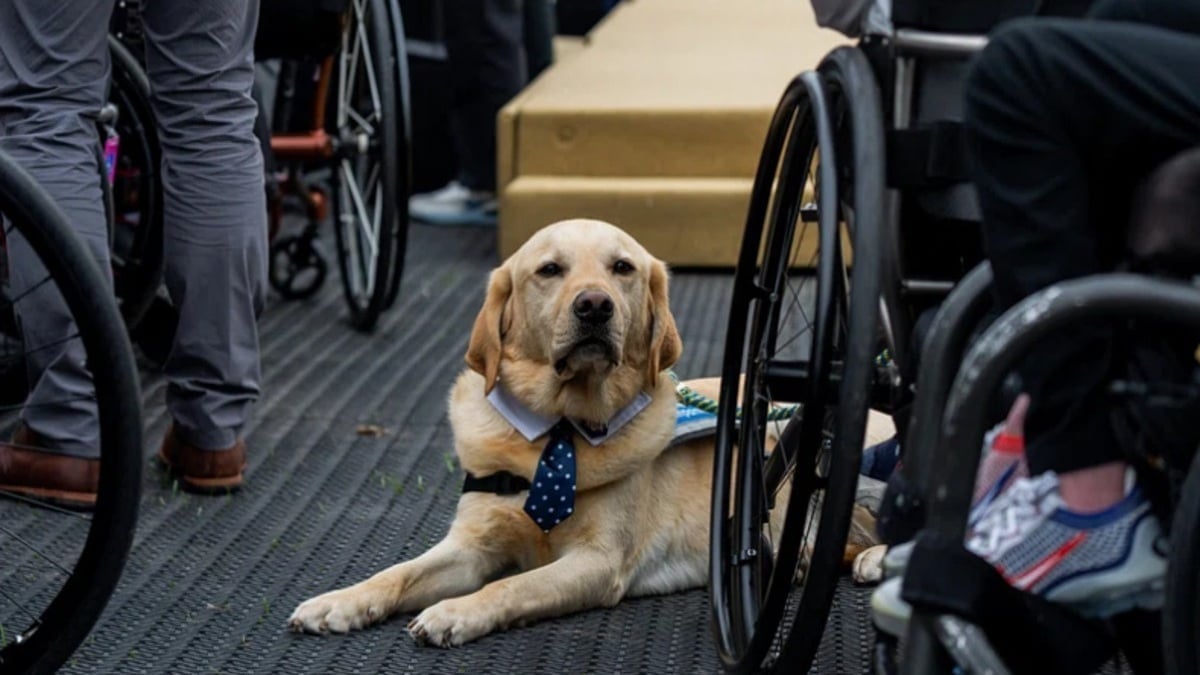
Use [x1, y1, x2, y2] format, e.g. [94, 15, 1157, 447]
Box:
[1044, 511, 1167, 618]
[871, 577, 911, 637]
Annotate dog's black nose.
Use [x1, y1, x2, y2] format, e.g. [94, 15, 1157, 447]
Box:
[573, 290, 614, 324]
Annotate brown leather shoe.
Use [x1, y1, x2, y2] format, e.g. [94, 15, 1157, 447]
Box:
[0, 426, 98, 510]
[157, 425, 246, 493]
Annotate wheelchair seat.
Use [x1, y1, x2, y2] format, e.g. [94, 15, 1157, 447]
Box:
[1128, 146, 1200, 276]
[256, 0, 347, 60]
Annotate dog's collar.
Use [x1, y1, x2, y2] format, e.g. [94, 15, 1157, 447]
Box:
[485, 382, 652, 447]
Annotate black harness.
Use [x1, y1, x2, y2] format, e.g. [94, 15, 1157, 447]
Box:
[461, 470, 531, 496]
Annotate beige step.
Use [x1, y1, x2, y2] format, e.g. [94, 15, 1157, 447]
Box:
[501, 176, 751, 265]
[497, 0, 848, 265]
[501, 175, 830, 267]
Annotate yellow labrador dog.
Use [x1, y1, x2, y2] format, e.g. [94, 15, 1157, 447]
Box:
[289, 219, 885, 646]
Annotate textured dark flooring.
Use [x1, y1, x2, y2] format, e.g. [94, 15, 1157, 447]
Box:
[0, 222, 870, 675]
[1, 223, 1132, 673]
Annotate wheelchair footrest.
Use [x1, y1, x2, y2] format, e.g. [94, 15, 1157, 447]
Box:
[901, 531, 1118, 675]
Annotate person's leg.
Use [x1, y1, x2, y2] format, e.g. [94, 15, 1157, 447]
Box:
[445, 0, 525, 192]
[966, 17, 1200, 481]
[1087, 0, 1200, 33]
[961, 17, 1200, 615]
[522, 0, 555, 82]
[411, 0, 525, 227]
[0, 0, 116, 459]
[141, 0, 266, 484]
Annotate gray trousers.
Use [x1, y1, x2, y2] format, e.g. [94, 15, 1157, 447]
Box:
[0, 0, 267, 457]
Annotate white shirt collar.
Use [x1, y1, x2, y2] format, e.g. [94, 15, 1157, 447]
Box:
[486, 383, 652, 447]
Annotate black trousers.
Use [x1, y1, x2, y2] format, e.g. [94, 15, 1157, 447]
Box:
[963, 0, 1200, 474]
[443, 0, 527, 192]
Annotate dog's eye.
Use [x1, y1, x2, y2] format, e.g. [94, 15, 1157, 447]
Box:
[612, 260, 635, 275]
[536, 262, 562, 278]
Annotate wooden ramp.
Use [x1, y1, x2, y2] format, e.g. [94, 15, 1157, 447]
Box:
[498, 0, 847, 266]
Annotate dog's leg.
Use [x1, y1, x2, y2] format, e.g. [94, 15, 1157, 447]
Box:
[408, 547, 621, 647]
[288, 534, 508, 635]
[852, 544, 889, 584]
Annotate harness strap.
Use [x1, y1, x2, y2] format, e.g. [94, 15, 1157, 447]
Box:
[462, 470, 532, 496]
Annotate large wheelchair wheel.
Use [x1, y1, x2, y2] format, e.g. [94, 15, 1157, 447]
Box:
[107, 35, 165, 331]
[1165, 450, 1200, 675]
[0, 150, 142, 674]
[381, 0, 411, 311]
[710, 47, 886, 674]
[331, 0, 402, 331]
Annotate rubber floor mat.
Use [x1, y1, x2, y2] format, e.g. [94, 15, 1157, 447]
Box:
[40, 225, 1130, 674]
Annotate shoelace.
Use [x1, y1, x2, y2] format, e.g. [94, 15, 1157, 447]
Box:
[968, 473, 1058, 558]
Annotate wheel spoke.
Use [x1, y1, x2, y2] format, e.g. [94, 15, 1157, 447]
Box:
[346, 106, 376, 137]
[0, 523, 72, 577]
[338, 160, 380, 301]
[6, 275, 55, 309]
[21, 332, 82, 359]
[352, 0, 383, 117]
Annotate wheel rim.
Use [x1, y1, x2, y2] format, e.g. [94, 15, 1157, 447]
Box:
[712, 48, 886, 674]
[335, 0, 387, 311]
[712, 71, 848, 672]
[0, 150, 142, 674]
[108, 36, 163, 330]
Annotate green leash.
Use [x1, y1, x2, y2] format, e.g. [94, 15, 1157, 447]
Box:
[668, 371, 799, 422]
[670, 349, 891, 423]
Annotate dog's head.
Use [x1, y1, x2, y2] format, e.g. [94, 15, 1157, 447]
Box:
[466, 219, 682, 422]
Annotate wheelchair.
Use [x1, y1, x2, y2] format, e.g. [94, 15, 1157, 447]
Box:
[707, 1, 1096, 672]
[257, 0, 412, 331]
[874, 147, 1200, 675]
[107, 0, 412, 334]
[106, 32, 164, 332]
[0, 149, 143, 674]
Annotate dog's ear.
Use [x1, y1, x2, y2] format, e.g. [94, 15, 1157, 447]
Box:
[466, 265, 513, 394]
[645, 259, 683, 387]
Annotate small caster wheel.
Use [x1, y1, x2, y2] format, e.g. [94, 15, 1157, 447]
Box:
[270, 234, 327, 300]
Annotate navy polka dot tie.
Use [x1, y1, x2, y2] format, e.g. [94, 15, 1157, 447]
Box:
[523, 421, 577, 533]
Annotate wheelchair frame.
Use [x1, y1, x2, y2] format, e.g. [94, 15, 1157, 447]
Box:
[704, 0, 1197, 669]
[893, 271, 1200, 675]
[107, 0, 412, 334]
[708, 25, 989, 673]
[263, 0, 412, 332]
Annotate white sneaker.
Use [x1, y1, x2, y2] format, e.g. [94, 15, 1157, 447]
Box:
[410, 181, 497, 227]
[871, 577, 911, 637]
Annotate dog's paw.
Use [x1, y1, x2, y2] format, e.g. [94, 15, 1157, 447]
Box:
[288, 587, 386, 635]
[852, 544, 888, 585]
[408, 598, 491, 648]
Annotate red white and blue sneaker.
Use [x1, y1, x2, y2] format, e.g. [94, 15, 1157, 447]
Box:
[965, 473, 1167, 617]
[968, 422, 1029, 528]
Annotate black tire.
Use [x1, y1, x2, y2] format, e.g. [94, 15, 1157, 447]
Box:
[270, 234, 329, 300]
[107, 35, 165, 332]
[0, 149, 143, 674]
[381, 0, 411, 311]
[331, 0, 401, 332]
[1165, 451, 1200, 675]
[709, 47, 886, 674]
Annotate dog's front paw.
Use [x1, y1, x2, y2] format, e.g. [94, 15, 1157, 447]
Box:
[288, 586, 387, 634]
[852, 544, 888, 585]
[408, 598, 492, 647]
